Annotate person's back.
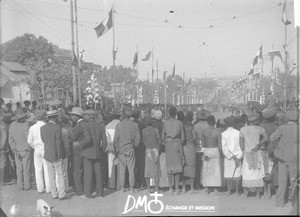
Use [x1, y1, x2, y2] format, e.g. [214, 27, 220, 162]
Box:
[201, 126, 220, 148]
[115, 118, 139, 154]
[240, 125, 264, 152]
[274, 123, 298, 163]
[164, 118, 182, 139]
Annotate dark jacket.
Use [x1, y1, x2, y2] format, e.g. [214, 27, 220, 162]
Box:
[41, 121, 66, 162]
[133, 119, 146, 152]
[70, 119, 85, 156]
[80, 120, 107, 160]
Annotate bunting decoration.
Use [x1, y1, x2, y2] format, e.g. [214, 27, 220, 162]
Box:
[142, 51, 151, 61]
[94, 7, 113, 37]
[282, 0, 291, 25]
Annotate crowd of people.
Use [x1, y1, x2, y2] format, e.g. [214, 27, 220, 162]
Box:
[0, 97, 298, 215]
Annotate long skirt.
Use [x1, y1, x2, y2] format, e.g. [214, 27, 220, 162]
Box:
[242, 151, 265, 188]
[144, 149, 161, 178]
[108, 152, 117, 188]
[202, 147, 221, 187]
[165, 138, 184, 174]
[183, 143, 196, 178]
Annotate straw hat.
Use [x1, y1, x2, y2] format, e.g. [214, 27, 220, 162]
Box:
[68, 107, 83, 117]
[46, 110, 59, 117]
[11, 109, 29, 121]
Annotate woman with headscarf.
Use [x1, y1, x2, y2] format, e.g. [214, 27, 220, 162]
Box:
[182, 111, 196, 193]
[162, 107, 185, 195]
[240, 113, 268, 199]
[143, 116, 162, 193]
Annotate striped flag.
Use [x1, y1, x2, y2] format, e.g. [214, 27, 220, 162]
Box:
[172, 93, 175, 105]
[142, 51, 151, 61]
[153, 89, 159, 104]
[253, 45, 262, 66]
[94, 7, 113, 38]
[248, 65, 254, 76]
[282, 0, 291, 25]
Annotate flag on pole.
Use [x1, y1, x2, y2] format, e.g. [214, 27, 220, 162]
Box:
[132, 52, 138, 68]
[282, 0, 291, 25]
[71, 51, 77, 66]
[248, 65, 254, 76]
[94, 7, 113, 38]
[268, 50, 282, 62]
[152, 68, 155, 78]
[295, 0, 300, 27]
[172, 64, 175, 78]
[187, 78, 192, 86]
[253, 45, 262, 66]
[163, 70, 167, 81]
[142, 51, 151, 61]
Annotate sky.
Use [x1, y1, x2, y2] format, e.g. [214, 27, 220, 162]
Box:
[0, 0, 298, 81]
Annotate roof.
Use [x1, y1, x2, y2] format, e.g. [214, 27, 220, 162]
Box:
[1, 61, 27, 72]
[0, 62, 29, 85]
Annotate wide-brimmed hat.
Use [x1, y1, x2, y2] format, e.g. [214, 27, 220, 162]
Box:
[46, 110, 59, 117]
[82, 109, 97, 116]
[34, 110, 47, 120]
[153, 110, 163, 120]
[286, 110, 298, 121]
[11, 109, 29, 121]
[248, 114, 259, 122]
[111, 106, 122, 116]
[224, 117, 235, 126]
[68, 107, 83, 117]
[262, 108, 277, 119]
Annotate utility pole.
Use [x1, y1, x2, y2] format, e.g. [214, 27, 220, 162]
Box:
[70, 0, 77, 105]
[74, 0, 82, 108]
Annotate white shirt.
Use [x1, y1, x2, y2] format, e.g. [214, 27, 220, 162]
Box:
[222, 127, 243, 178]
[27, 121, 46, 151]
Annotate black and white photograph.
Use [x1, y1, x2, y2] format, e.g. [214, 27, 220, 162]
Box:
[0, 0, 299, 216]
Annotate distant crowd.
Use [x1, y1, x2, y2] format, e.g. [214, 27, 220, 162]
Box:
[0, 97, 299, 215]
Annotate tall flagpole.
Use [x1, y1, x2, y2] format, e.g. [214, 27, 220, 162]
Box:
[284, 24, 287, 111]
[136, 45, 139, 105]
[112, 4, 116, 107]
[74, 0, 82, 108]
[156, 60, 159, 104]
[151, 41, 154, 85]
[70, 0, 77, 105]
[164, 66, 167, 117]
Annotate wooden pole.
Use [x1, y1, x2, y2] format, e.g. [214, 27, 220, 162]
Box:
[284, 24, 287, 111]
[74, 0, 82, 108]
[70, 0, 77, 105]
[112, 5, 116, 107]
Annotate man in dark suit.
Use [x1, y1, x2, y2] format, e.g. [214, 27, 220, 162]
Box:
[69, 107, 84, 196]
[77, 110, 107, 198]
[41, 110, 66, 200]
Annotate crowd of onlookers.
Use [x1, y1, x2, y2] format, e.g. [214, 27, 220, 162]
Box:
[0, 97, 298, 215]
